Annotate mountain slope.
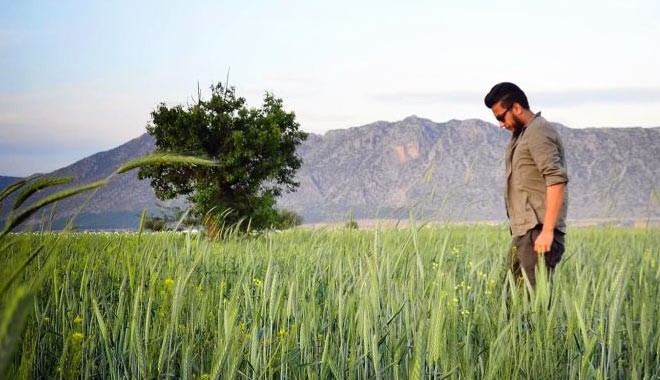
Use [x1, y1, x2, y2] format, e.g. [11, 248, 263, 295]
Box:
[1, 134, 180, 229]
[279, 116, 660, 224]
[2, 116, 659, 229]
[0, 176, 23, 194]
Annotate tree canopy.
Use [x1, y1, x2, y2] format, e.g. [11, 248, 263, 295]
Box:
[138, 83, 308, 232]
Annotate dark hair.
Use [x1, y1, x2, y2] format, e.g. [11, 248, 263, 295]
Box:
[484, 82, 529, 109]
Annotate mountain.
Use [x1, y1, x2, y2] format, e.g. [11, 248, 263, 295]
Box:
[2, 116, 659, 229]
[0, 134, 182, 229]
[278, 116, 660, 225]
[0, 176, 23, 191]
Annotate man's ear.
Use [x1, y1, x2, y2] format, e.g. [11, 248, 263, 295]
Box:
[512, 103, 522, 115]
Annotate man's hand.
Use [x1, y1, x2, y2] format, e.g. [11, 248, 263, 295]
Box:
[534, 229, 554, 254]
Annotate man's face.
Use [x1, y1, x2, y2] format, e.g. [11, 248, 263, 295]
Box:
[491, 101, 523, 133]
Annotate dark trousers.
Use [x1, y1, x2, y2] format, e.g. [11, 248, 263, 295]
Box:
[509, 224, 565, 287]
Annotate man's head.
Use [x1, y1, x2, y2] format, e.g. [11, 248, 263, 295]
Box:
[484, 82, 530, 133]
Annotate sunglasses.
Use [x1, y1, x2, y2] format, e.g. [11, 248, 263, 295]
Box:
[495, 105, 512, 122]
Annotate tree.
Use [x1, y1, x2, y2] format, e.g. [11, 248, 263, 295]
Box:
[345, 209, 359, 229]
[143, 205, 202, 232]
[137, 83, 308, 233]
[143, 215, 167, 232]
[276, 208, 304, 229]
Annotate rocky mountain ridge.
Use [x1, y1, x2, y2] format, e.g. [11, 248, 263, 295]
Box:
[2, 116, 659, 229]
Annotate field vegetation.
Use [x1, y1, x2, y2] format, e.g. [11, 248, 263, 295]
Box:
[1, 224, 659, 379]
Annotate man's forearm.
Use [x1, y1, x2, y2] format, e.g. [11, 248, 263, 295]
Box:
[543, 183, 565, 231]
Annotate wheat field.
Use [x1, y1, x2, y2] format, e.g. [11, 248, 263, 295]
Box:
[1, 224, 659, 379]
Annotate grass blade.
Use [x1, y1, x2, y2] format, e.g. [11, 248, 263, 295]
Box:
[0, 179, 29, 204]
[12, 177, 74, 210]
[1, 179, 108, 237]
[0, 287, 34, 379]
[0, 245, 44, 295]
[91, 294, 117, 380]
[115, 153, 217, 174]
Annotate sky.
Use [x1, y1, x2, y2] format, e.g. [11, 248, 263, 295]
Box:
[1, 0, 660, 177]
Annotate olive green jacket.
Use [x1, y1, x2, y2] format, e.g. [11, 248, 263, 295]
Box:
[505, 113, 568, 236]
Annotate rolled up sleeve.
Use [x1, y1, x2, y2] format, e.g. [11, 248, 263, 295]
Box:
[528, 126, 569, 187]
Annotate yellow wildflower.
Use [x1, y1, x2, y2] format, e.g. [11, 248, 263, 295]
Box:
[164, 277, 175, 289]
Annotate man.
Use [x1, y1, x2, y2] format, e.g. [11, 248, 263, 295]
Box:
[484, 82, 568, 287]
